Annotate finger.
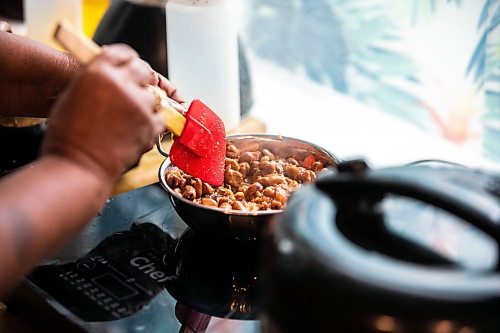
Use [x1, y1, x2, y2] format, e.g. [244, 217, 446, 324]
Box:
[100, 44, 138, 66]
[132, 87, 164, 142]
[151, 112, 167, 135]
[128, 59, 157, 87]
[147, 69, 160, 87]
[137, 85, 157, 112]
[157, 74, 187, 106]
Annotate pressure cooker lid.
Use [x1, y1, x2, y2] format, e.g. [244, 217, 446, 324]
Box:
[262, 160, 500, 333]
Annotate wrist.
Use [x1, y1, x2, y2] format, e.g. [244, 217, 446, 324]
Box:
[41, 124, 127, 184]
[39, 151, 118, 192]
[44, 52, 80, 115]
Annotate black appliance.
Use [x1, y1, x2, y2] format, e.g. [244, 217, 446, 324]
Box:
[5, 184, 261, 333]
[261, 160, 500, 333]
[0, 0, 23, 21]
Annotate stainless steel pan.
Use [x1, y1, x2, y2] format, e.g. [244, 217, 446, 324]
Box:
[158, 134, 339, 240]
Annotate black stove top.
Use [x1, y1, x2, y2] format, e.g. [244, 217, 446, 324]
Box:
[6, 183, 261, 333]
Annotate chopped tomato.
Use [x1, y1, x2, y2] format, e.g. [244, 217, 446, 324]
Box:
[302, 154, 316, 169]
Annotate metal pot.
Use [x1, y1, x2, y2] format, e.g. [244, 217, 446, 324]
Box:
[158, 134, 339, 240]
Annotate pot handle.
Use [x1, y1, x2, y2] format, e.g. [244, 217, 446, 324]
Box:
[316, 160, 500, 268]
[156, 133, 170, 158]
[156, 98, 187, 158]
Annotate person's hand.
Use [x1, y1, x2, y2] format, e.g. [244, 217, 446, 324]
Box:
[156, 73, 187, 109]
[41, 44, 166, 182]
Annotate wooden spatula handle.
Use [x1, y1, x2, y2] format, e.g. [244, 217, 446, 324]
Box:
[54, 20, 100, 63]
[53, 20, 186, 136]
[149, 86, 186, 137]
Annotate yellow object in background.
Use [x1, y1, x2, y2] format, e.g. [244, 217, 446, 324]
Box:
[82, 0, 109, 37]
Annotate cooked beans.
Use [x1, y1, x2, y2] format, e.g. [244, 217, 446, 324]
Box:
[166, 142, 331, 211]
[239, 151, 261, 163]
[225, 168, 244, 188]
[182, 185, 196, 200]
[201, 198, 218, 207]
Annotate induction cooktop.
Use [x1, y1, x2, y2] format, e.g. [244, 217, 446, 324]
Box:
[5, 183, 261, 333]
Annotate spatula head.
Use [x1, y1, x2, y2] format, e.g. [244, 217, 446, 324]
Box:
[170, 100, 226, 186]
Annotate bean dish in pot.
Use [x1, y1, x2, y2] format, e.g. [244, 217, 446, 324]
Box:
[165, 142, 331, 211]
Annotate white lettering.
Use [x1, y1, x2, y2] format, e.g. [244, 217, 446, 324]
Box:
[130, 257, 149, 267]
[129, 256, 173, 283]
[150, 271, 165, 280]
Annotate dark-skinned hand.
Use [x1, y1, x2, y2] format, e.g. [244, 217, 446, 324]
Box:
[41, 44, 166, 183]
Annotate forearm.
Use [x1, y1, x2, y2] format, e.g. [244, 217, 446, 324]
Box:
[0, 155, 113, 297]
[0, 32, 80, 117]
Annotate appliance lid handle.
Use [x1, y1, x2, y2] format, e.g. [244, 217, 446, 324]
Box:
[316, 162, 500, 262]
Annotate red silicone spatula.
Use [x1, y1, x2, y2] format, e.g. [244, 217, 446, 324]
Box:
[53, 21, 226, 185]
[169, 99, 226, 185]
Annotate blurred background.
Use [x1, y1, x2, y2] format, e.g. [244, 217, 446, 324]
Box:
[238, 0, 499, 169]
[1, 0, 498, 170]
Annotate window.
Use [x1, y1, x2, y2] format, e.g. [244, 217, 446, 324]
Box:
[239, 0, 500, 170]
